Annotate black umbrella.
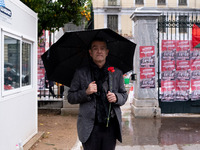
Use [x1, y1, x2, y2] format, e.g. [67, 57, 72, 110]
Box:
[41, 28, 136, 87]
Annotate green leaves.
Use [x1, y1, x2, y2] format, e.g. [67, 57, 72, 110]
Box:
[20, 0, 90, 37]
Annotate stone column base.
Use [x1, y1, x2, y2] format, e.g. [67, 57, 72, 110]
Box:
[61, 100, 79, 115]
[131, 98, 161, 118]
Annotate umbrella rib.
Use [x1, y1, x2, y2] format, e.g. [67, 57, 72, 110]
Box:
[74, 30, 101, 49]
[74, 33, 88, 50]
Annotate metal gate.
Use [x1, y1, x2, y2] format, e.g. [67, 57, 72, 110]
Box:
[158, 12, 200, 113]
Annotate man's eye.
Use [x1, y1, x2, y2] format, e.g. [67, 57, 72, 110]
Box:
[92, 47, 98, 51]
[101, 47, 106, 50]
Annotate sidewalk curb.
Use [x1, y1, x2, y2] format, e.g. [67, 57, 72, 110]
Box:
[23, 131, 45, 150]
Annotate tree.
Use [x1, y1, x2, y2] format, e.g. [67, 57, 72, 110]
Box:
[20, 0, 92, 37]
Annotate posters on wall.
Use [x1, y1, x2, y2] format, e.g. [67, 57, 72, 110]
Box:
[161, 40, 200, 102]
[37, 31, 46, 90]
[140, 46, 155, 88]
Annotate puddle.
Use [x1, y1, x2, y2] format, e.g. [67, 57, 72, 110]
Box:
[120, 105, 200, 146]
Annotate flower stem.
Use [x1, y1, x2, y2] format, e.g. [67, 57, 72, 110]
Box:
[106, 70, 114, 127]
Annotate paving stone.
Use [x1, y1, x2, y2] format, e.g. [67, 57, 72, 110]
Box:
[181, 144, 200, 150]
[142, 145, 163, 150]
[163, 144, 179, 150]
[116, 145, 141, 150]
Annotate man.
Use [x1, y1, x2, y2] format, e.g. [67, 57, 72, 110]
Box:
[45, 73, 56, 98]
[67, 38, 128, 150]
[4, 66, 14, 85]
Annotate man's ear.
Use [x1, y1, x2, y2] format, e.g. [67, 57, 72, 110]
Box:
[106, 49, 109, 56]
[89, 49, 92, 56]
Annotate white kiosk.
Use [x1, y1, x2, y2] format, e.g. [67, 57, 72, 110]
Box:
[0, 0, 38, 149]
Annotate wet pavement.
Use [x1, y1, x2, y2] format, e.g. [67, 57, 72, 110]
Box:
[71, 101, 200, 150]
[115, 102, 200, 150]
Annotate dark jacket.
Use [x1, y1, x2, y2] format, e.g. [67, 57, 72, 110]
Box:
[4, 71, 15, 85]
[67, 66, 128, 143]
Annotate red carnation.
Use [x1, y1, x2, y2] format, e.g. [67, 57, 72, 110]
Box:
[108, 67, 115, 73]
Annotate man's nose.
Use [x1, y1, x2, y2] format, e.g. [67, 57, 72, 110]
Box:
[96, 49, 102, 52]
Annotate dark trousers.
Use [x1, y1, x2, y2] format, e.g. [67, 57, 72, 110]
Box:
[82, 119, 118, 150]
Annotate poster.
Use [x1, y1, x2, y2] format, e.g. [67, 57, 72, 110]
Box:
[191, 80, 200, 100]
[140, 68, 155, 88]
[176, 60, 190, 71]
[161, 60, 175, 71]
[140, 46, 155, 67]
[162, 40, 176, 51]
[140, 46, 155, 88]
[161, 81, 176, 102]
[175, 80, 190, 101]
[190, 59, 200, 71]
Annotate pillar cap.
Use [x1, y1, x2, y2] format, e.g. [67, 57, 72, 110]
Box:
[131, 7, 161, 19]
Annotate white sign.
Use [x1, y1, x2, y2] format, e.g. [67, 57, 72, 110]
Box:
[0, 0, 12, 17]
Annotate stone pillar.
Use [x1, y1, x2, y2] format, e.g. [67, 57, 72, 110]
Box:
[130, 7, 161, 117]
[61, 86, 79, 115]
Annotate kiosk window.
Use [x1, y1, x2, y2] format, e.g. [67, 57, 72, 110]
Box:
[4, 36, 20, 90]
[22, 42, 31, 86]
[3, 35, 32, 91]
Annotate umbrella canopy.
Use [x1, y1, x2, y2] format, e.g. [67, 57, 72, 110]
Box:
[41, 28, 136, 87]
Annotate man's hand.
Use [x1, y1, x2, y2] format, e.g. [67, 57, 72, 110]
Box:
[86, 81, 97, 95]
[107, 91, 117, 103]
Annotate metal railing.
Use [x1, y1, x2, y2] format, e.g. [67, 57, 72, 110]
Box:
[38, 82, 64, 100]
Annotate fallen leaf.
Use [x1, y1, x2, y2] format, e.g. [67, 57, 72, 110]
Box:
[45, 143, 55, 146]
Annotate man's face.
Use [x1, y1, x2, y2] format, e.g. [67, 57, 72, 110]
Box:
[89, 41, 109, 64]
[7, 67, 11, 71]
